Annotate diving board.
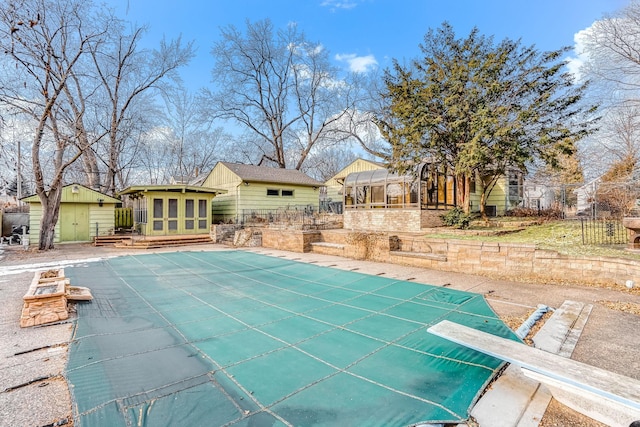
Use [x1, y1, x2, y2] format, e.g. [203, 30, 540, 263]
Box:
[428, 320, 640, 427]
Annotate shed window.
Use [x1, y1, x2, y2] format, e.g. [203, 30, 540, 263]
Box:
[282, 189, 294, 197]
[168, 199, 178, 218]
[153, 199, 163, 219]
[198, 200, 207, 217]
[185, 199, 194, 217]
[267, 189, 279, 196]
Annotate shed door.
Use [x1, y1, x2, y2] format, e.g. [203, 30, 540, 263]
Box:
[60, 204, 90, 242]
[151, 197, 179, 235]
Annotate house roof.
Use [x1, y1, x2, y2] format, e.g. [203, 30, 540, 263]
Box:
[21, 183, 120, 204]
[327, 158, 386, 184]
[118, 184, 226, 196]
[170, 174, 206, 186]
[219, 162, 323, 187]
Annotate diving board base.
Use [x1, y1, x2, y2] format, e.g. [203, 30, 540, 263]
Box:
[429, 319, 640, 427]
[523, 368, 638, 427]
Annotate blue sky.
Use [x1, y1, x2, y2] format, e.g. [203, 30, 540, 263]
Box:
[105, 0, 630, 89]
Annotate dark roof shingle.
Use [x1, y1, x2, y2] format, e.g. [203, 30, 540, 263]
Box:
[221, 162, 322, 187]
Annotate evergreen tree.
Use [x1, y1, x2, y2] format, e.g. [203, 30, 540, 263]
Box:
[377, 23, 598, 217]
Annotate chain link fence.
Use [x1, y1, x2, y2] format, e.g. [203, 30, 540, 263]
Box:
[518, 180, 639, 246]
[520, 180, 640, 220]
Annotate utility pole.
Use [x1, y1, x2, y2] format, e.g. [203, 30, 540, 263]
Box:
[17, 139, 22, 202]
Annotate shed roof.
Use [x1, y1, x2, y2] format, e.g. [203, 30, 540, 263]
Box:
[118, 184, 226, 196]
[217, 162, 323, 187]
[21, 183, 120, 204]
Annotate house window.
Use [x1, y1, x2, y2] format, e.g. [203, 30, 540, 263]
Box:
[387, 183, 403, 207]
[281, 189, 294, 197]
[371, 185, 384, 204]
[344, 187, 353, 206]
[267, 189, 279, 196]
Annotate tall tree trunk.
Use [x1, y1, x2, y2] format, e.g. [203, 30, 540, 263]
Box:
[37, 184, 63, 250]
[82, 149, 101, 189]
[479, 190, 487, 221]
[456, 174, 471, 213]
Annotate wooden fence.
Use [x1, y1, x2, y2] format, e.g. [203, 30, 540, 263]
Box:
[114, 207, 133, 229]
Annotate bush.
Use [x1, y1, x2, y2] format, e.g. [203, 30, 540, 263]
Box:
[441, 207, 473, 229]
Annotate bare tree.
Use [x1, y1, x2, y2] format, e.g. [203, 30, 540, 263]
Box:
[301, 147, 359, 182]
[581, 1, 640, 103]
[157, 86, 228, 182]
[89, 27, 194, 195]
[205, 19, 353, 170]
[578, 1, 640, 180]
[0, 0, 109, 249]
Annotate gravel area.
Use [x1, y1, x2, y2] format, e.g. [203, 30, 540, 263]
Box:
[0, 269, 73, 427]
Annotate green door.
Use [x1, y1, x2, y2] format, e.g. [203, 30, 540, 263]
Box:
[60, 204, 90, 242]
[150, 197, 180, 235]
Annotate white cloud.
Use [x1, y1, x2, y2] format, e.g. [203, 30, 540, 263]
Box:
[565, 25, 594, 82]
[335, 53, 378, 73]
[320, 0, 359, 11]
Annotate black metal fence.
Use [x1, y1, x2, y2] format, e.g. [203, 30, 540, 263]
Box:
[580, 218, 628, 245]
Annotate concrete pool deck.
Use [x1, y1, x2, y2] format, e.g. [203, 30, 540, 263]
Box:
[1, 242, 639, 426]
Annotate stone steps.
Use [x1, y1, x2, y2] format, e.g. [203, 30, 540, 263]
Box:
[389, 250, 447, 262]
[309, 241, 345, 256]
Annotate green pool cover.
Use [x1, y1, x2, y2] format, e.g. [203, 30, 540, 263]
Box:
[65, 250, 519, 426]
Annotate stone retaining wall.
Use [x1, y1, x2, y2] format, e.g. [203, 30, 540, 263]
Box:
[344, 209, 444, 232]
[261, 229, 640, 287]
[261, 229, 320, 253]
[210, 224, 242, 243]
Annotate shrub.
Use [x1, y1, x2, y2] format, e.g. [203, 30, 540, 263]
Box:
[441, 207, 473, 229]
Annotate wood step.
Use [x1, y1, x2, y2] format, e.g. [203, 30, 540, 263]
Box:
[94, 236, 133, 247]
[114, 235, 212, 249]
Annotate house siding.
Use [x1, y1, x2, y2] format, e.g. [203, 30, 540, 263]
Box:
[90, 205, 117, 237]
[206, 163, 320, 223]
[205, 164, 243, 222]
[484, 176, 509, 216]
